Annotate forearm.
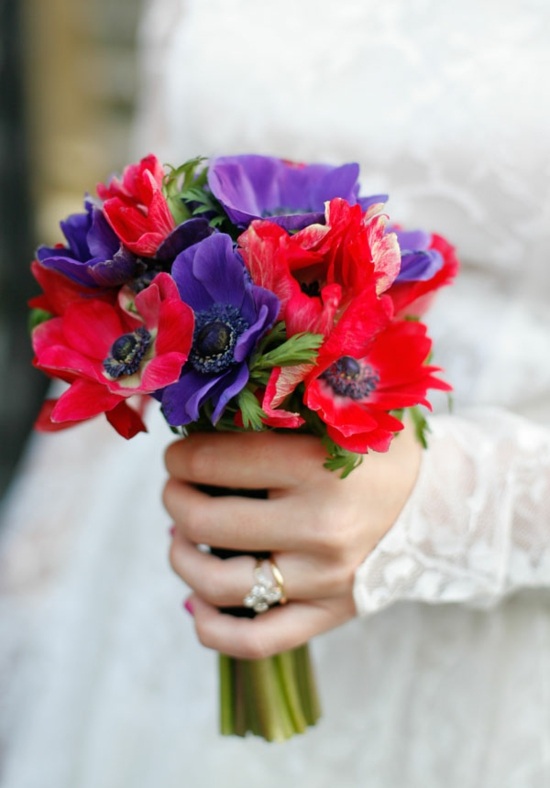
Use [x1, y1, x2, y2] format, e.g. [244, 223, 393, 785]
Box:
[354, 408, 550, 614]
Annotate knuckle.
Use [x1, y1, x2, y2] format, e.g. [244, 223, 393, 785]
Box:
[238, 629, 274, 660]
[184, 508, 209, 543]
[204, 575, 226, 606]
[313, 521, 348, 557]
[168, 540, 182, 576]
[324, 560, 356, 596]
[194, 615, 221, 651]
[163, 440, 182, 475]
[162, 477, 181, 516]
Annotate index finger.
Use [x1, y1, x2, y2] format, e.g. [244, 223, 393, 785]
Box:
[164, 430, 329, 489]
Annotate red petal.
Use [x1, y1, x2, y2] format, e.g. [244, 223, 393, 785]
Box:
[52, 379, 123, 422]
[34, 398, 88, 432]
[30, 260, 114, 316]
[63, 300, 124, 359]
[140, 353, 188, 390]
[105, 400, 148, 439]
[36, 345, 101, 381]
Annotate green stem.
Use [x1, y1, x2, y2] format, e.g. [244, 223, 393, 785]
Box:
[294, 644, 322, 724]
[219, 653, 235, 736]
[274, 650, 308, 733]
[219, 646, 321, 741]
[233, 659, 248, 736]
[248, 657, 295, 741]
[242, 659, 264, 736]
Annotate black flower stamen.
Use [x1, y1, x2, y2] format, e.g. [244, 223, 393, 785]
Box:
[190, 304, 249, 374]
[300, 280, 321, 297]
[103, 326, 152, 379]
[321, 356, 379, 400]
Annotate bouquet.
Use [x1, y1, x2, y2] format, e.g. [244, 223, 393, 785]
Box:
[29, 153, 458, 741]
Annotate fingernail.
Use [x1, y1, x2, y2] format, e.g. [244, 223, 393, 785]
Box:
[168, 525, 176, 537]
[183, 598, 194, 616]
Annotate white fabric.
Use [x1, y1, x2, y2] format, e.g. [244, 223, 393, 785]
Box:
[2, 1, 550, 786]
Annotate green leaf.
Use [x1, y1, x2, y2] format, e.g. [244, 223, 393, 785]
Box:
[163, 156, 208, 224]
[408, 405, 430, 449]
[236, 387, 267, 431]
[321, 435, 364, 478]
[28, 308, 53, 333]
[253, 331, 324, 371]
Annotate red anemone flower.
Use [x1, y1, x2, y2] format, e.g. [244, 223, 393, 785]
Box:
[239, 198, 400, 338]
[305, 318, 451, 453]
[32, 273, 193, 437]
[97, 154, 175, 255]
[259, 286, 395, 429]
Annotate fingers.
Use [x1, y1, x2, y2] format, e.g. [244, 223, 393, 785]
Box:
[164, 431, 329, 490]
[169, 534, 352, 607]
[163, 478, 308, 552]
[185, 594, 355, 659]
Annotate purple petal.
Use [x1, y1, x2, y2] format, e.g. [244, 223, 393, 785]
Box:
[310, 162, 360, 205]
[233, 303, 272, 363]
[58, 211, 93, 260]
[265, 211, 326, 232]
[211, 364, 250, 423]
[156, 218, 213, 262]
[208, 155, 368, 230]
[38, 255, 98, 287]
[86, 208, 120, 259]
[195, 236, 247, 306]
[208, 156, 277, 220]
[161, 367, 221, 425]
[89, 248, 138, 287]
[357, 194, 388, 211]
[397, 249, 444, 282]
[395, 228, 431, 251]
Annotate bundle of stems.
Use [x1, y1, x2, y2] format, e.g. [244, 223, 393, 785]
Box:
[200, 484, 322, 741]
[219, 645, 321, 740]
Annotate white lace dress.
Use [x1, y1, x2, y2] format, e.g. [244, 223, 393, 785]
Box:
[1, 1, 550, 786]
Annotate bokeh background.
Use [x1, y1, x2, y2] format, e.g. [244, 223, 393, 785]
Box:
[0, 0, 143, 500]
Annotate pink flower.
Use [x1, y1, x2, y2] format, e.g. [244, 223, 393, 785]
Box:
[32, 273, 193, 436]
[97, 155, 175, 255]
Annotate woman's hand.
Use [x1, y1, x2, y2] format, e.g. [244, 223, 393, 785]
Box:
[163, 423, 421, 659]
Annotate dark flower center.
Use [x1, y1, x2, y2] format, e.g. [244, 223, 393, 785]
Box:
[190, 304, 249, 374]
[300, 280, 321, 297]
[196, 321, 231, 356]
[321, 356, 379, 400]
[130, 259, 164, 293]
[103, 326, 152, 379]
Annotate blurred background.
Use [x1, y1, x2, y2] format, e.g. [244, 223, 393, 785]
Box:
[0, 0, 144, 501]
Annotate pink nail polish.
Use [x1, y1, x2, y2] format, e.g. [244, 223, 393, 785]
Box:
[183, 598, 194, 616]
[169, 525, 176, 537]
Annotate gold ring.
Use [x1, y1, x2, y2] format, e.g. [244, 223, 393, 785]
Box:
[269, 557, 287, 605]
[243, 559, 282, 613]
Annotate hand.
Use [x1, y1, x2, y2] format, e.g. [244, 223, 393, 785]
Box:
[163, 423, 421, 659]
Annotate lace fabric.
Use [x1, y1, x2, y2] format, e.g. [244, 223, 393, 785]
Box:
[1, 0, 550, 785]
[355, 409, 550, 614]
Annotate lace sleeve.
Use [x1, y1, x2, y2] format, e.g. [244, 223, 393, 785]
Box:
[353, 408, 550, 614]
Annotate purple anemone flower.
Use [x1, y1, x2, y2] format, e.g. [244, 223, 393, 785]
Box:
[36, 199, 135, 288]
[161, 232, 279, 426]
[394, 228, 444, 283]
[37, 198, 213, 290]
[208, 154, 386, 232]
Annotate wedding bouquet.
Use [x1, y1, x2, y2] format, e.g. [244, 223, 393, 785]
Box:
[29, 153, 458, 741]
